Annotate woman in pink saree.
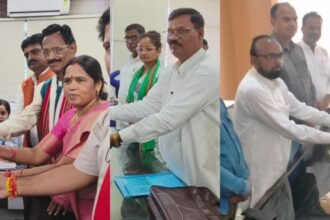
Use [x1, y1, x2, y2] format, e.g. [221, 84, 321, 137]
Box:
[0, 55, 109, 220]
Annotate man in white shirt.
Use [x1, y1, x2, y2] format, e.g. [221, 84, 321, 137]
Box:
[110, 8, 220, 197]
[299, 12, 330, 111]
[234, 35, 330, 219]
[116, 24, 145, 130]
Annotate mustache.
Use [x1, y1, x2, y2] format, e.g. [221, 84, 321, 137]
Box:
[168, 40, 183, 47]
[28, 60, 38, 66]
[48, 59, 61, 65]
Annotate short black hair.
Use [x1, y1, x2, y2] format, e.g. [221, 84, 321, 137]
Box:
[41, 24, 75, 45]
[97, 7, 110, 41]
[168, 8, 204, 29]
[125, 23, 145, 34]
[250, 35, 276, 56]
[270, 2, 292, 19]
[0, 99, 11, 115]
[302, 11, 322, 26]
[63, 55, 108, 100]
[139, 31, 162, 49]
[21, 33, 42, 51]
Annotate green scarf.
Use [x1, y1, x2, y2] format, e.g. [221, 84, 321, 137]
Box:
[127, 58, 160, 151]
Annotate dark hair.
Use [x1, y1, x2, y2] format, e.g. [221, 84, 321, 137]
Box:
[271, 2, 292, 19]
[21, 33, 42, 51]
[41, 24, 75, 45]
[97, 7, 110, 41]
[139, 31, 162, 49]
[250, 35, 275, 56]
[168, 8, 204, 29]
[125, 23, 145, 34]
[63, 55, 108, 100]
[0, 99, 11, 115]
[302, 11, 322, 26]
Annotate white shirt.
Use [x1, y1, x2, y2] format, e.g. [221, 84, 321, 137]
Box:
[0, 76, 64, 140]
[74, 109, 110, 219]
[118, 55, 143, 105]
[12, 68, 52, 146]
[110, 48, 220, 197]
[234, 67, 330, 207]
[116, 55, 143, 130]
[299, 41, 330, 102]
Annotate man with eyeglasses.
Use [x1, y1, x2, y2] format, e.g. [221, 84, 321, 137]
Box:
[115, 23, 145, 131]
[110, 8, 219, 197]
[234, 35, 330, 219]
[0, 24, 77, 220]
[0, 8, 110, 220]
[14, 33, 54, 148]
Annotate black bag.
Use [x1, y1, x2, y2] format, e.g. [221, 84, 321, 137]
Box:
[147, 185, 221, 220]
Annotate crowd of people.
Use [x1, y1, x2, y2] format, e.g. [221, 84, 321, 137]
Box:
[221, 2, 330, 220]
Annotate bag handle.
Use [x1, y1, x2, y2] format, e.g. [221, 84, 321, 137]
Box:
[191, 187, 221, 220]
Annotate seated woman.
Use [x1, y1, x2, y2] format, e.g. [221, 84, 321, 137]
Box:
[0, 55, 108, 220]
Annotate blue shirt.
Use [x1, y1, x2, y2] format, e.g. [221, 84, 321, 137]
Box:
[220, 99, 250, 214]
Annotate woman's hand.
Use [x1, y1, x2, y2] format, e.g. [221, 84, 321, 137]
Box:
[47, 199, 68, 216]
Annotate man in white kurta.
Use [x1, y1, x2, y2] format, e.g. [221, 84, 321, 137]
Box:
[234, 35, 330, 213]
[299, 12, 330, 110]
[110, 9, 219, 197]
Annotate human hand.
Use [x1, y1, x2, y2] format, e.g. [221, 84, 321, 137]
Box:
[229, 194, 250, 204]
[47, 199, 68, 216]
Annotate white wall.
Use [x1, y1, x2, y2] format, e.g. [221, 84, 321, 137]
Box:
[111, 0, 220, 71]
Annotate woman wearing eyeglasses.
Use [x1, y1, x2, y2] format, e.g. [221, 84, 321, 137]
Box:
[0, 55, 109, 220]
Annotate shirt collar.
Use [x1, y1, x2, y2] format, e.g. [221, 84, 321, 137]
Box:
[174, 48, 206, 75]
[32, 67, 50, 83]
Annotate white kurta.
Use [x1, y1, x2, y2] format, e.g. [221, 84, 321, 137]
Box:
[116, 55, 143, 130]
[110, 48, 220, 197]
[234, 67, 330, 207]
[299, 41, 330, 102]
[74, 109, 110, 219]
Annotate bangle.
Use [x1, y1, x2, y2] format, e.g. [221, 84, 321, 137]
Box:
[111, 133, 122, 148]
[6, 176, 17, 198]
[8, 148, 16, 161]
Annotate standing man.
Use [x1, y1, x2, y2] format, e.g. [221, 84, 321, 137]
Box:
[271, 2, 316, 108]
[0, 7, 111, 220]
[116, 23, 145, 130]
[15, 33, 53, 147]
[110, 8, 219, 196]
[234, 35, 330, 219]
[0, 24, 77, 220]
[299, 12, 330, 111]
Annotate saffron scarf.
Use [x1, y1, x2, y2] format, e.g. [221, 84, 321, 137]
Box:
[127, 58, 160, 151]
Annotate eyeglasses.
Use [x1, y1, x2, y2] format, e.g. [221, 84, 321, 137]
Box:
[165, 27, 194, 37]
[255, 52, 284, 61]
[124, 35, 139, 42]
[43, 45, 70, 57]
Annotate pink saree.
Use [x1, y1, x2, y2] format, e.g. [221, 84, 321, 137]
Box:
[42, 101, 109, 220]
